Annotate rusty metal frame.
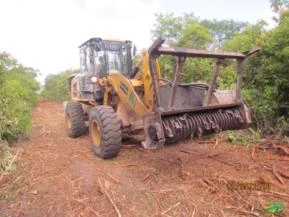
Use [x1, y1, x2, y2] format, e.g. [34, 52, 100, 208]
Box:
[203, 58, 224, 105]
[235, 59, 245, 101]
[148, 37, 166, 111]
[155, 45, 260, 59]
[148, 37, 260, 112]
[167, 56, 186, 110]
[161, 102, 241, 116]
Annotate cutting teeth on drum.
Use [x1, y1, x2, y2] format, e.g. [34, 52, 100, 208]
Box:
[162, 107, 245, 144]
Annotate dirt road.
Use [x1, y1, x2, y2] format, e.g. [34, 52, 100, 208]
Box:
[1, 101, 289, 217]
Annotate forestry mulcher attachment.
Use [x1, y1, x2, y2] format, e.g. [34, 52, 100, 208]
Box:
[65, 37, 259, 159]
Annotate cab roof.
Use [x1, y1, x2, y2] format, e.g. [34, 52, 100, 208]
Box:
[79, 38, 132, 48]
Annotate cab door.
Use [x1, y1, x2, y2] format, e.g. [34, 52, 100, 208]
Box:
[78, 46, 95, 99]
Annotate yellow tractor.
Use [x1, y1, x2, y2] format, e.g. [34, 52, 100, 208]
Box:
[65, 37, 259, 159]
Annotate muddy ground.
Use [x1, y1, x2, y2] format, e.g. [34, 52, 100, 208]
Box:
[0, 100, 289, 217]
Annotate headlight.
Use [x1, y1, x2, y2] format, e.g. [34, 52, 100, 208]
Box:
[91, 76, 97, 83]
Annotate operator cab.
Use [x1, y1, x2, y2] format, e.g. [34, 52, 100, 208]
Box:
[79, 38, 133, 78]
[76, 38, 134, 101]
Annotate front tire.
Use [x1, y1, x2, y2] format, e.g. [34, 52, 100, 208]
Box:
[89, 106, 121, 159]
[65, 102, 87, 138]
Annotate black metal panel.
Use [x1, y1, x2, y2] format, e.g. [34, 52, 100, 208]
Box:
[159, 85, 205, 111]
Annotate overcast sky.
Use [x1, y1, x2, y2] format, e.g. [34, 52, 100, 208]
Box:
[0, 0, 273, 82]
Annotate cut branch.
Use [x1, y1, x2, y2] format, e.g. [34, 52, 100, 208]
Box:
[98, 178, 122, 217]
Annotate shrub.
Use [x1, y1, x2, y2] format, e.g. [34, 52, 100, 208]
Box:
[41, 69, 79, 102]
[0, 52, 39, 144]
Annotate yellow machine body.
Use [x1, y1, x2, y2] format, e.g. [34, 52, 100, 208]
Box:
[66, 37, 259, 158]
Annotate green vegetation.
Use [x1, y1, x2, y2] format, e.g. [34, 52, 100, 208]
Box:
[41, 69, 78, 102]
[226, 129, 261, 146]
[0, 52, 39, 175]
[265, 201, 286, 214]
[0, 53, 39, 144]
[0, 139, 16, 174]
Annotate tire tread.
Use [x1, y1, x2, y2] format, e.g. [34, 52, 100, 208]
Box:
[89, 105, 121, 159]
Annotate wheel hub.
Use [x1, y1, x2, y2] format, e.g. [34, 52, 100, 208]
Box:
[65, 113, 72, 129]
[91, 120, 101, 146]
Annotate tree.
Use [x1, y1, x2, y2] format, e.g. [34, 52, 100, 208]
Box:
[219, 10, 289, 134]
[270, 0, 289, 22]
[151, 13, 184, 45]
[201, 19, 249, 49]
[0, 52, 39, 143]
[261, 10, 289, 118]
[151, 13, 252, 83]
[152, 13, 212, 48]
[270, 0, 289, 13]
[151, 13, 213, 82]
[41, 69, 79, 101]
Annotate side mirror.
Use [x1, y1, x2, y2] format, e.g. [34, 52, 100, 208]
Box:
[133, 45, 137, 56]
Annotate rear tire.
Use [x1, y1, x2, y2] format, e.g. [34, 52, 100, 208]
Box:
[89, 106, 121, 159]
[65, 102, 87, 138]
